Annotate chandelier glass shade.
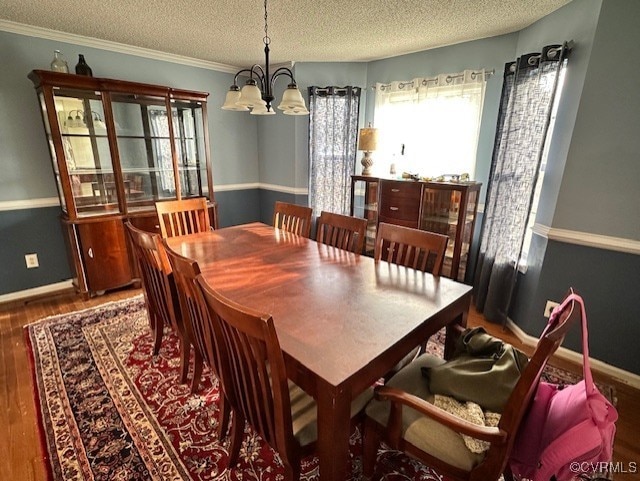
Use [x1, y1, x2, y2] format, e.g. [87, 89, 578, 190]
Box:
[64, 109, 106, 129]
[221, 0, 309, 116]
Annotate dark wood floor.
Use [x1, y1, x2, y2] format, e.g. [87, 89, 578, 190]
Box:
[1, 287, 638, 480]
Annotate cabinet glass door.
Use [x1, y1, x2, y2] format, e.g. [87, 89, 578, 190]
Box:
[457, 188, 478, 282]
[351, 177, 379, 255]
[52, 89, 119, 217]
[38, 92, 65, 210]
[420, 188, 460, 278]
[171, 100, 209, 199]
[111, 93, 176, 213]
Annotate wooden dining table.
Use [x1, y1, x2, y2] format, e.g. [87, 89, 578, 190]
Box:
[166, 222, 472, 480]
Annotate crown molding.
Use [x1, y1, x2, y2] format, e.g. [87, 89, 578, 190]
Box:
[0, 19, 240, 74]
[533, 223, 640, 255]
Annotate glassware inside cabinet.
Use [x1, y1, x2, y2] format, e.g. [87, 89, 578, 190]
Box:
[52, 89, 118, 217]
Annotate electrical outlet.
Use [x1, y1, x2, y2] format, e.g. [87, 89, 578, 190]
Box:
[544, 300, 559, 318]
[25, 253, 39, 269]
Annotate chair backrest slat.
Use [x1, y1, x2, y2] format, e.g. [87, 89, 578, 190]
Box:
[316, 211, 368, 254]
[156, 197, 211, 238]
[273, 201, 313, 238]
[374, 222, 448, 275]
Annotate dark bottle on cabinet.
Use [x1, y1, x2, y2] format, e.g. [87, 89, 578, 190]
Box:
[75, 55, 93, 76]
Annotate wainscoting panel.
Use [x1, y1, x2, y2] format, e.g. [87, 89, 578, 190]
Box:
[0, 206, 72, 296]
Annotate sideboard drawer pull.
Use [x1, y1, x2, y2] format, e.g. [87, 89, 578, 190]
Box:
[87, 247, 94, 259]
[391, 188, 400, 192]
[389, 206, 399, 211]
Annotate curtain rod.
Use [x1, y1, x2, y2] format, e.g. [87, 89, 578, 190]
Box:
[371, 69, 495, 90]
[310, 86, 359, 94]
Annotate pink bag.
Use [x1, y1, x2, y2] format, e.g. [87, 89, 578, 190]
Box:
[509, 294, 618, 481]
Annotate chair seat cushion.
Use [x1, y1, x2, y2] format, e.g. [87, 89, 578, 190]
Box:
[365, 354, 486, 471]
[290, 381, 374, 447]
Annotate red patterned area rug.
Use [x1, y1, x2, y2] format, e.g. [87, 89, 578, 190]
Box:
[25, 296, 615, 481]
[27, 296, 451, 480]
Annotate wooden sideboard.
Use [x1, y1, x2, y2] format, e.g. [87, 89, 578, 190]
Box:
[350, 175, 481, 282]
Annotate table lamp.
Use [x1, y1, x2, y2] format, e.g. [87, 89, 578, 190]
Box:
[358, 123, 379, 176]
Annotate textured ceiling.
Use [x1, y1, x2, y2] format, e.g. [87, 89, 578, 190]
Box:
[0, 0, 571, 68]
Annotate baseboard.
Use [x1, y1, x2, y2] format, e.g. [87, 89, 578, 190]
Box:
[0, 280, 74, 304]
[506, 317, 640, 390]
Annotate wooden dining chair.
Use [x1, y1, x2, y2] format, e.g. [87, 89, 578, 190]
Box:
[273, 201, 313, 238]
[125, 222, 189, 380]
[315, 211, 368, 254]
[363, 290, 581, 481]
[162, 241, 231, 436]
[374, 222, 449, 275]
[375, 222, 450, 376]
[155, 197, 213, 238]
[195, 275, 373, 480]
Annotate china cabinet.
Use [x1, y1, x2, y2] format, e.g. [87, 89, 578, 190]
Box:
[350, 176, 481, 282]
[29, 70, 216, 297]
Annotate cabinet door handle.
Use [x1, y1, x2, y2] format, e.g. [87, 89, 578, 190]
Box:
[88, 247, 94, 259]
[391, 188, 400, 192]
[389, 206, 399, 211]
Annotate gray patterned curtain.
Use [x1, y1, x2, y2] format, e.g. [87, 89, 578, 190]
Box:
[308, 86, 361, 215]
[475, 43, 570, 324]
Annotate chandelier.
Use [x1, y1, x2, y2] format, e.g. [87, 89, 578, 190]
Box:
[64, 109, 106, 129]
[221, 0, 309, 116]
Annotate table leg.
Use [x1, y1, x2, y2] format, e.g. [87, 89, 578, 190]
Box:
[317, 384, 351, 481]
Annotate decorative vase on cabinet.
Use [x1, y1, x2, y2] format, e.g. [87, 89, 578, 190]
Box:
[75, 54, 93, 76]
[29, 70, 216, 297]
[50, 50, 69, 73]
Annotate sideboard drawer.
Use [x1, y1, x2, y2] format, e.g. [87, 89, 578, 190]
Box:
[379, 180, 422, 222]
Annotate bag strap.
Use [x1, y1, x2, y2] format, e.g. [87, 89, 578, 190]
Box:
[545, 293, 595, 392]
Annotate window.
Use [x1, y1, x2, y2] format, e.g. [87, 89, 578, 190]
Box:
[308, 86, 361, 215]
[519, 63, 567, 269]
[374, 70, 487, 178]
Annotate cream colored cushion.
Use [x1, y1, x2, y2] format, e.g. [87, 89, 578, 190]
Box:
[365, 354, 486, 471]
[290, 381, 374, 447]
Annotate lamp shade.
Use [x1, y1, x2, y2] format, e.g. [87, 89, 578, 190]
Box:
[278, 85, 305, 110]
[222, 88, 249, 111]
[251, 103, 276, 115]
[237, 82, 263, 108]
[283, 105, 310, 115]
[358, 127, 379, 151]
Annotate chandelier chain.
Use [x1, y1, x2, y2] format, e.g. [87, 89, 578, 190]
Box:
[263, 0, 270, 45]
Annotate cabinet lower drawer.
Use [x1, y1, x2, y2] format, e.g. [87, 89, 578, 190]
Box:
[378, 214, 419, 229]
[379, 180, 422, 222]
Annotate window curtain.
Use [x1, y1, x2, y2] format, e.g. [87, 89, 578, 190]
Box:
[474, 43, 570, 324]
[308, 86, 361, 215]
[374, 70, 487, 178]
[149, 109, 174, 192]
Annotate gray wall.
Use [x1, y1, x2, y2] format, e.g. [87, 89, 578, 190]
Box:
[511, 0, 640, 374]
[0, 30, 261, 295]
